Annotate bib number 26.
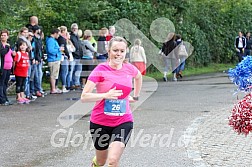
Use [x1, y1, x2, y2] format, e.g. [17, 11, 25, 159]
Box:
[112, 104, 121, 111]
[104, 99, 126, 116]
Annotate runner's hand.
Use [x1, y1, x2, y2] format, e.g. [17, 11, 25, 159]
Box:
[105, 87, 123, 99]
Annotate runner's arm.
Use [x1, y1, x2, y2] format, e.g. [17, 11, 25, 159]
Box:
[133, 71, 142, 98]
[81, 80, 123, 102]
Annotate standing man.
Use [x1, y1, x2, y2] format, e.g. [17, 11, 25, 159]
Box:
[26, 16, 39, 31]
[70, 23, 82, 89]
[25, 16, 46, 96]
[0, 30, 15, 105]
[234, 31, 246, 62]
[245, 32, 252, 56]
[46, 28, 63, 94]
[26, 16, 44, 40]
[30, 25, 44, 97]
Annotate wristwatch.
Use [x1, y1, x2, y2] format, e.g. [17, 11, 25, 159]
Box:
[133, 96, 139, 101]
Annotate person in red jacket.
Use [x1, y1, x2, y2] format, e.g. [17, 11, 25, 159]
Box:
[13, 41, 30, 104]
[106, 26, 116, 42]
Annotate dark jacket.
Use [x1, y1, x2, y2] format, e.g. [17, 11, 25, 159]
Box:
[246, 37, 252, 49]
[70, 32, 82, 59]
[97, 36, 107, 55]
[26, 24, 43, 34]
[32, 36, 44, 62]
[161, 40, 177, 56]
[235, 36, 246, 49]
[0, 42, 10, 73]
[57, 35, 69, 59]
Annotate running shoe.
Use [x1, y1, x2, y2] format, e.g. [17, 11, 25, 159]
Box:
[91, 156, 100, 167]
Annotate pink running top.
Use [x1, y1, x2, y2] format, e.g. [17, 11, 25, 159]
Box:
[88, 62, 138, 127]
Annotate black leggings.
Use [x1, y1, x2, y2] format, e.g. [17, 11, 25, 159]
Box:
[15, 76, 26, 93]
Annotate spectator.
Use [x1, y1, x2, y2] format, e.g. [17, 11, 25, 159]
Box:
[130, 39, 147, 75]
[57, 26, 70, 93]
[66, 32, 76, 90]
[175, 34, 186, 79]
[234, 31, 246, 62]
[46, 28, 63, 94]
[13, 41, 30, 104]
[245, 32, 252, 56]
[26, 16, 44, 40]
[97, 27, 108, 62]
[33, 25, 45, 96]
[70, 23, 82, 89]
[80, 30, 96, 87]
[106, 25, 116, 41]
[24, 31, 37, 100]
[30, 25, 44, 97]
[16, 27, 32, 52]
[26, 16, 38, 31]
[16, 27, 36, 99]
[0, 30, 15, 105]
[161, 32, 177, 82]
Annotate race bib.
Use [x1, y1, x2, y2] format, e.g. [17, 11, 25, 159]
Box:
[104, 99, 126, 116]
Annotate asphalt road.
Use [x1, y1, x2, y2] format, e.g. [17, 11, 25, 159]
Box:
[0, 72, 237, 167]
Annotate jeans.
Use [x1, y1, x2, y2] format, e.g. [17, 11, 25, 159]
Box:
[236, 48, 244, 62]
[67, 61, 74, 88]
[30, 64, 40, 95]
[72, 59, 82, 86]
[176, 57, 186, 73]
[25, 65, 31, 97]
[60, 57, 69, 86]
[0, 69, 11, 103]
[36, 62, 43, 92]
[163, 57, 177, 73]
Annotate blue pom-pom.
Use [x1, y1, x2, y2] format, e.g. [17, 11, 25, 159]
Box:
[228, 56, 252, 92]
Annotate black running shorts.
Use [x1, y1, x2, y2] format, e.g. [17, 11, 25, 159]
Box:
[90, 121, 133, 150]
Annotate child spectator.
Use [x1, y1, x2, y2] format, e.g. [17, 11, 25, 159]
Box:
[13, 41, 30, 104]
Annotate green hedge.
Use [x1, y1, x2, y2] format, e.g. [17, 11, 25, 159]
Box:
[1, 0, 252, 68]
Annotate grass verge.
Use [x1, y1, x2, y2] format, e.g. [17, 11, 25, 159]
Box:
[146, 63, 236, 80]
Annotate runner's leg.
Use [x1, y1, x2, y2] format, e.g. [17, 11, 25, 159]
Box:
[107, 141, 125, 167]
